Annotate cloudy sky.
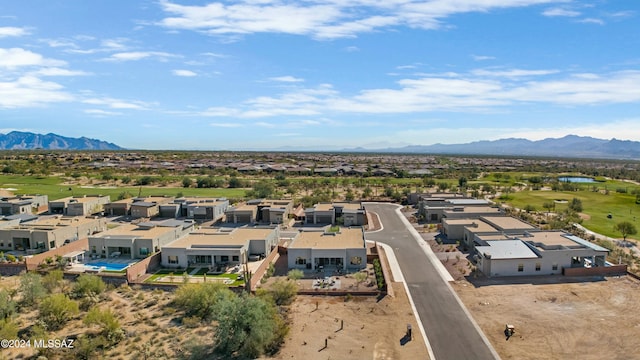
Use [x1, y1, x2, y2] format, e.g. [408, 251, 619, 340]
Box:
[1, 0, 639, 150]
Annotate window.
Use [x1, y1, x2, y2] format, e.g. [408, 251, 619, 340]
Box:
[296, 257, 306, 265]
[91, 246, 96, 254]
[350, 256, 362, 265]
[140, 248, 149, 256]
[535, 263, 541, 271]
[49, 241, 55, 249]
[232, 255, 239, 262]
[517, 264, 524, 272]
[221, 255, 229, 262]
[552, 264, 558, 271]
[168, 256, 178, 264]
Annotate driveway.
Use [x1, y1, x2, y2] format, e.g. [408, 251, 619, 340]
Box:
[365, 203, 499, 360]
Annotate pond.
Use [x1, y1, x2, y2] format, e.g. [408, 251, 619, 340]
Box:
[558, 176, 596, 183]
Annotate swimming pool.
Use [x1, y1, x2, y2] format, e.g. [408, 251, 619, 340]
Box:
[84, 261, 132, 272]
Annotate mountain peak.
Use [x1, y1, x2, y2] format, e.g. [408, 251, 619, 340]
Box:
[0, 132, 123, 150]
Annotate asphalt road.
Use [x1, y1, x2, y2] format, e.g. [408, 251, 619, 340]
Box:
[365, 203, 498, 360]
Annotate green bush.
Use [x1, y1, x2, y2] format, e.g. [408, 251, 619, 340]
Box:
[73, 274, 106, 298]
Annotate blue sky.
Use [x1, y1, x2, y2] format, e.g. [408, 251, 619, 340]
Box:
[1, 0, 639, 150]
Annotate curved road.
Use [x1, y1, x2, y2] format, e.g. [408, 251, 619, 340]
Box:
[365, 203, 499, 360]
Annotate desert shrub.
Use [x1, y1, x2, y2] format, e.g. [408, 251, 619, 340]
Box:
[39, 293, 79, 330]
[73, 274, 106, 298]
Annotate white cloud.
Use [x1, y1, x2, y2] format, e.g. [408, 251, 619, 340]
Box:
[268, 76, 304, 82]
[471, 55, 495, 61]
[173, 69, 197, 77]
[0, 26, 29, 38]
[471, 68, 559, 78]
[157, 0, 564, 39]
[0, 76, 73, 108]
[105, 51, 179, 62]
[32, 67, 91, 77]
[197, 70, 640, 117]
[578, 18, 604, 25]
[84, 109, 123, 116]
[542, 8, 580, 17]
[82, 97, 150, 110]
[210, 122, 243, 127]
[0, 48, 66, 68]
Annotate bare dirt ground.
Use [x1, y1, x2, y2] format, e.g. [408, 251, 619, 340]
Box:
[271, 282, 429, 360]
[452, 275, 640, 360]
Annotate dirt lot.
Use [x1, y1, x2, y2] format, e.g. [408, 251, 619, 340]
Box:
[452, 275, 640, 360]
[271, 282, 429, 360]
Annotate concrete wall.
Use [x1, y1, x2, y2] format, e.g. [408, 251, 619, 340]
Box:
[563, 264, 627, 276]
[0, 263, 27, 276]
[250, 245, 280, 291]
[127, 252, 161, 283]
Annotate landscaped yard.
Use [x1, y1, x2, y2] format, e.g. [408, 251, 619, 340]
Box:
[145, 268, 244, 286]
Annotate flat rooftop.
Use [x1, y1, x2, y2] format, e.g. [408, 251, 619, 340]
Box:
[481, 216, 535, 231]
[17, 216, 99, 228]
[476, 234, 512, 241]
[465, 220, 499, 233]
[336, 203, 363, 211]
[520, 231, 603, 251]
[443, 206, 502, 214]
[232, 204, 257, 212]
[289, 228, 365, 249]
[314, 203, 334, 211]
[476, 240, 539, 260]
[164, 228, 275, 249]
[447, 199, 490, 206]
[92, 223, 175, 239]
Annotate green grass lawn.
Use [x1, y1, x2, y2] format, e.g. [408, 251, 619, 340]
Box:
[145, 268, 243, 286]
[506, 186, 640, 239]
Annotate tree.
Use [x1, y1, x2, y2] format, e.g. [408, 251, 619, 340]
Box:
[458, 176, 468, 188]
[42, 269, 64, 293]
[173, 282, 233, 320]
[247, 180, 275, 198]
[568, 198, 583, 212]
[20, 272, 46, 307]
[0, 319, 19, 339]
[614, 221, 638, 241]
[0, 289, 16, 319]
[353, 271, 368, 289]
[287, 269, 303, 281]
[39, 293, 79, 330]
[73, 274, 106, 298]
[84, 307, 125, 345]
[258, 279, 298, 306]
[214, 294, 287, 358]
[182, 177, 193, 188]
[542, 201, 555, 216]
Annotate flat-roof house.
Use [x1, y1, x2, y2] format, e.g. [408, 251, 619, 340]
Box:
[104, 198, 134, 216]
[0, 216, 107, 253]
[305, 202, 366, 226]
[49, 195, 111, 216]
[129, 197, 173, 219]
[173, 197, 230, 221]
[161, 227, 279, 269]
[88, 219, 194, 259]
[0, 195, 48, 215]
[420, 196, 493, 223]
[225, 199, 293, 224]
[475, 231, 610, 277]
[287, 227, 367, 271]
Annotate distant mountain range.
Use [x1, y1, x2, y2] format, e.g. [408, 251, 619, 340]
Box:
[0, 132, 637, 159]
[0, 131, 123, 150]
[342, 135, 640, 160]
